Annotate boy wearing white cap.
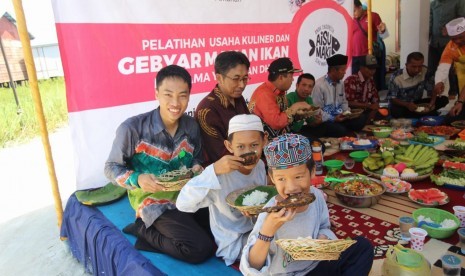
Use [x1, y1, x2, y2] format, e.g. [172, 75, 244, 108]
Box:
[434, 17, 465, 104]
[240, 134, 373, 275]
[177, 114, 268, 266]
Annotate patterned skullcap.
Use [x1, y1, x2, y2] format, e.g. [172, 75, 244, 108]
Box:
[264, 133, 312, 169]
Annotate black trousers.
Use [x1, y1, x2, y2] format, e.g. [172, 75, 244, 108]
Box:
[445, 104, 465, 123]
[126, 208, 215, 264]
[390, 96, 449, 119]
[307, 236, 374, 276]
[312, 113, 367, 138]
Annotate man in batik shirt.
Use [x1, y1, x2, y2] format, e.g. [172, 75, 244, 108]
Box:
[105, 65, 214, 264]
[195, 51, 251, 166]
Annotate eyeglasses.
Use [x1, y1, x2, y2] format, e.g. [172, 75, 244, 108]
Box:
[223, 75, 251, 84]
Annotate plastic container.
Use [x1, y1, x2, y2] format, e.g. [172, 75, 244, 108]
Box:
[323, 160, 344, 172]
[441, 254, 461, 276]
[312, 141, 324, 176]
[412, 208, 460, 239]
[349, 151, 369, 162]
[372, 127, 393, 138]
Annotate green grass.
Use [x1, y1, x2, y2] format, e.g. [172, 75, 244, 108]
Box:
[0, 77, 68, 148]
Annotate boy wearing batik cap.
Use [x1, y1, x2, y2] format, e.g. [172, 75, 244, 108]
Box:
[177, 114, 268, 266]
[240, 133, 374, 275]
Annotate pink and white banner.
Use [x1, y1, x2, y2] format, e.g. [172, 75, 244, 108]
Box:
[52, 0, 353, 189]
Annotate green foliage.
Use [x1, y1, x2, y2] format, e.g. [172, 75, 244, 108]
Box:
[0, 78, 68, 148]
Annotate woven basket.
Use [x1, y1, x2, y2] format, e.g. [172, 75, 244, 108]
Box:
[157, 169, 194, 191]
[362, 167, 431, 182]
[276, 238, 356, 261]
[414, 103, 431, 114]
[225, 185, 276, 215]
[295, 106, 320, 118]
[344, 108, 364, 119]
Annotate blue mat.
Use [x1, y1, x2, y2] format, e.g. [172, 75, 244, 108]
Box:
[61, 194, 241, 275]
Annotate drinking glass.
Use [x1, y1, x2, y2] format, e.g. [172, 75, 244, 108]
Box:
[344, 158, 355, 170]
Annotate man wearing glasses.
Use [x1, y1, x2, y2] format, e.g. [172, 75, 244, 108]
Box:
[249, 57, 311, 140]
[195, 51, 251, 166]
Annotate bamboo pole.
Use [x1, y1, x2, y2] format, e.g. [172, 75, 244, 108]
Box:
[367, 0, 373, 55]
[12, 0, 63, 227]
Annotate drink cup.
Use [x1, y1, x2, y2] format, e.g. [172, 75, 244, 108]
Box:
[344, 158, 355, 170]
[441, 254, 461, 276]
[409, 227, 427, 251]
[458, 228, 465, 254]
[355, 132, 367, 139]
[453, 206, 465, 227]
[399, 216, 415, 241]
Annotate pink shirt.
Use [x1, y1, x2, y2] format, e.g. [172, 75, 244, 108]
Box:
[352, 12, 382, 57]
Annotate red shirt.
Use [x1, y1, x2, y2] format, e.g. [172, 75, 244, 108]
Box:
[344, 71, 379, 104]
[352, 12, 382, 57]
[248, 81, 289, 139]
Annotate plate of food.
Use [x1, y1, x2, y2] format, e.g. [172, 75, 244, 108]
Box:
[451, 120, 465, 129]
[311, 175, 330, 189]
[408, 132, 445, 146]
[157, 169, 196, 191]
[349, 139, 378, 149]
[446, 139, 465, 151]
[342, 108, 364, 119]
[226, 185, 278, 215]
[414, 125, 461, 139]
[419, 116, 445, 127]
[331, 176, 386, 208]
[374, 119, 390, 126]
[390, 129, 414, 141]
[408, 188, 449, 206]
[295, 106, 320, 119]
[414, 103, 431, 114]
[380, 176, 411, 194]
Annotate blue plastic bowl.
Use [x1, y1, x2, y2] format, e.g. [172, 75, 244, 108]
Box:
[420, 116, 444, 126]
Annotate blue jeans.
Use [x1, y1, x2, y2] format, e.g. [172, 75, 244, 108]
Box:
[307, 236, 374, 276]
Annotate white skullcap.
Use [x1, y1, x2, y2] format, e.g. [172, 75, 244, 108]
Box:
[228, 114, 264, 136]
[446, 17, 465, 36]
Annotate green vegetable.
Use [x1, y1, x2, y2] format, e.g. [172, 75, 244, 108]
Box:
[411, 132, 435, 144]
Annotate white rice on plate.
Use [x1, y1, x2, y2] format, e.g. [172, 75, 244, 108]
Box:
[242, 190, 269, 206]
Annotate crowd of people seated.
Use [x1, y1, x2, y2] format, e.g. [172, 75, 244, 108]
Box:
[101, 3, 465, 275]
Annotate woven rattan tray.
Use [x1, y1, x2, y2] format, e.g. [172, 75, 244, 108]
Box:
[362, 167, 431, 182]
[276, 238, 356, 261]
[343, 108, 363, 119]
[226, 185, 276, 215]
[157, 169, 195, 191]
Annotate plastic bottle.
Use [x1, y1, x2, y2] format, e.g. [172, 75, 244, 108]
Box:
[312, 141, 324, 175]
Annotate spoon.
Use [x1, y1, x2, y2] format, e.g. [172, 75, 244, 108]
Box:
[324, 177, 345, 183]
[417, 221, 441, 228]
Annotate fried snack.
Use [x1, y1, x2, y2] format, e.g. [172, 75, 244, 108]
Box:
[240, 151, 259, 166]
[259, 193, 316, 213]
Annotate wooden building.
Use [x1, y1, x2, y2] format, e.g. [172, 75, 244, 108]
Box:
[0, 12, 34, 85]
